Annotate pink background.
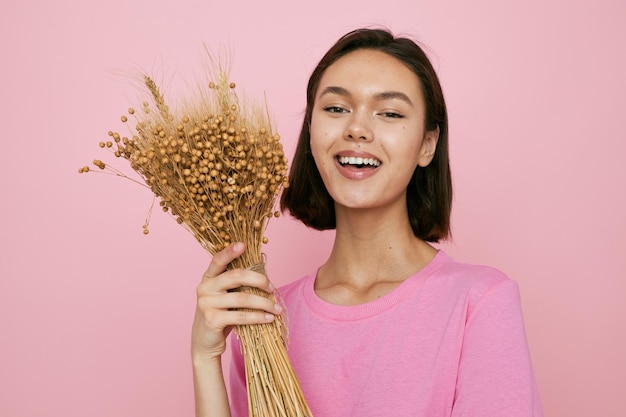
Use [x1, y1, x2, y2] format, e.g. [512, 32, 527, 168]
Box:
[1, 1, 624, 416]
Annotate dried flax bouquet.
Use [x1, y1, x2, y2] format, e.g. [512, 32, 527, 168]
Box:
[79, 69, 312, 417]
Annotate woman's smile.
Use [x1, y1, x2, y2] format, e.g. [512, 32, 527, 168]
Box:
[334, 150, 382, 180]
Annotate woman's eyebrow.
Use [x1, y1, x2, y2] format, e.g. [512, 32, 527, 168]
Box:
[319, 86, 350, 98]
[319, 86, 413, 107]
[373, 91, 414, 107]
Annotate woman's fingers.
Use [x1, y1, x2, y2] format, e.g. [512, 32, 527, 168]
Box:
[198, 289, 282, 317]
[200, 242, 274, 293]
[194, 241, 280, 333]
[198, 304, 278, 329]
[198, 268, 274, 297]
[196, 275, 282, 331]
[191, 242, 282, 359]
[202, 242, 246, 280]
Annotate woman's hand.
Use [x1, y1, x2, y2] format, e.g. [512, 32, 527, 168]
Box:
[191, 242, 282, 362]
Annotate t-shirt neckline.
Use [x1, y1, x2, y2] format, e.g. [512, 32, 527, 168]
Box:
[302, 250, 448, 321]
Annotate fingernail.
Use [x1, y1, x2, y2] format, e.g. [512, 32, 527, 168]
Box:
[264, 313, 275, 322]
[274, 304, 283, 313]
[268, 282, 276, 292]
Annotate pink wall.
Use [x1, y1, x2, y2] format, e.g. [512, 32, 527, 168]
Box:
[1, 1, 624, 416]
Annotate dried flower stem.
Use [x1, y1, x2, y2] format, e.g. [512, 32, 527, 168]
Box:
[80, 70, 311, 416]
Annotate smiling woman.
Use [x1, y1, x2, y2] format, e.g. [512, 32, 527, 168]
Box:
[191, 27, 544, 417]
[309, 48, 439, 213]
[283, 31, 451, 242]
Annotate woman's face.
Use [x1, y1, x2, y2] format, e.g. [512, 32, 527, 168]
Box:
[310, 48, 439, 214]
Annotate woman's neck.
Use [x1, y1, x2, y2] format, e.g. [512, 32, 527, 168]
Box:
[314, 205, 437, 305]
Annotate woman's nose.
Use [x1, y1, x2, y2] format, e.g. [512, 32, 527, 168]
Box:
[344, 113, 373, 142]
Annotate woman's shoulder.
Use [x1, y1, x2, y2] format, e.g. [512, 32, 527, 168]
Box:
[435, 251, 511, 283]
[392, 251, 523, 325]
[428, 251, 518, 306]
[277, 272, 314, 299]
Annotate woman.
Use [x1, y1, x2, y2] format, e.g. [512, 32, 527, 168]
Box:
[191, 28, 543, 416]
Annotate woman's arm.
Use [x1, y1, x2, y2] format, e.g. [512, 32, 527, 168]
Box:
[192, 356, 231, 417]
[191, 242, 281, 417]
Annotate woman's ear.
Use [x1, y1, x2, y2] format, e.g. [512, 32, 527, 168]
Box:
[417, 125, 440, 167]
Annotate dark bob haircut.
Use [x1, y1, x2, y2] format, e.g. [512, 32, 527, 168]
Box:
[280, 28, 452, 242]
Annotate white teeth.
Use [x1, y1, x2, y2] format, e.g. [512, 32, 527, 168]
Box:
[338, 156, 381, 167]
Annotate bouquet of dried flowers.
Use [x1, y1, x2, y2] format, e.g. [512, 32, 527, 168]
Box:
[80, 69, 312, 417]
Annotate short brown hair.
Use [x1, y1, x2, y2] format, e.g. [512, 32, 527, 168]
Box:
[280, 28, 452, 242]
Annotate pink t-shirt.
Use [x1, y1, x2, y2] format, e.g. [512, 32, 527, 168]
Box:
[229, 250, 543, 416]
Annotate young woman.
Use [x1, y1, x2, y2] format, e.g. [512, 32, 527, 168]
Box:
[191, 28, 543, 416]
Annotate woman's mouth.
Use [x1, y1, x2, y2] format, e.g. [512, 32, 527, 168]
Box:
[336, 155, 381, 168]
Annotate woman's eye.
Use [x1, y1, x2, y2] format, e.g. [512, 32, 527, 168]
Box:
[380, 111, 404, 119]
[324, 106, 347, 114]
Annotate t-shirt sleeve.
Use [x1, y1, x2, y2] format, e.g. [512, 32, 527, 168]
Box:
[452, 280, 544, 416]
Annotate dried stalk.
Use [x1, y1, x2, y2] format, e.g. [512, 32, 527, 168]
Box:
[80, 70, 312, 416]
